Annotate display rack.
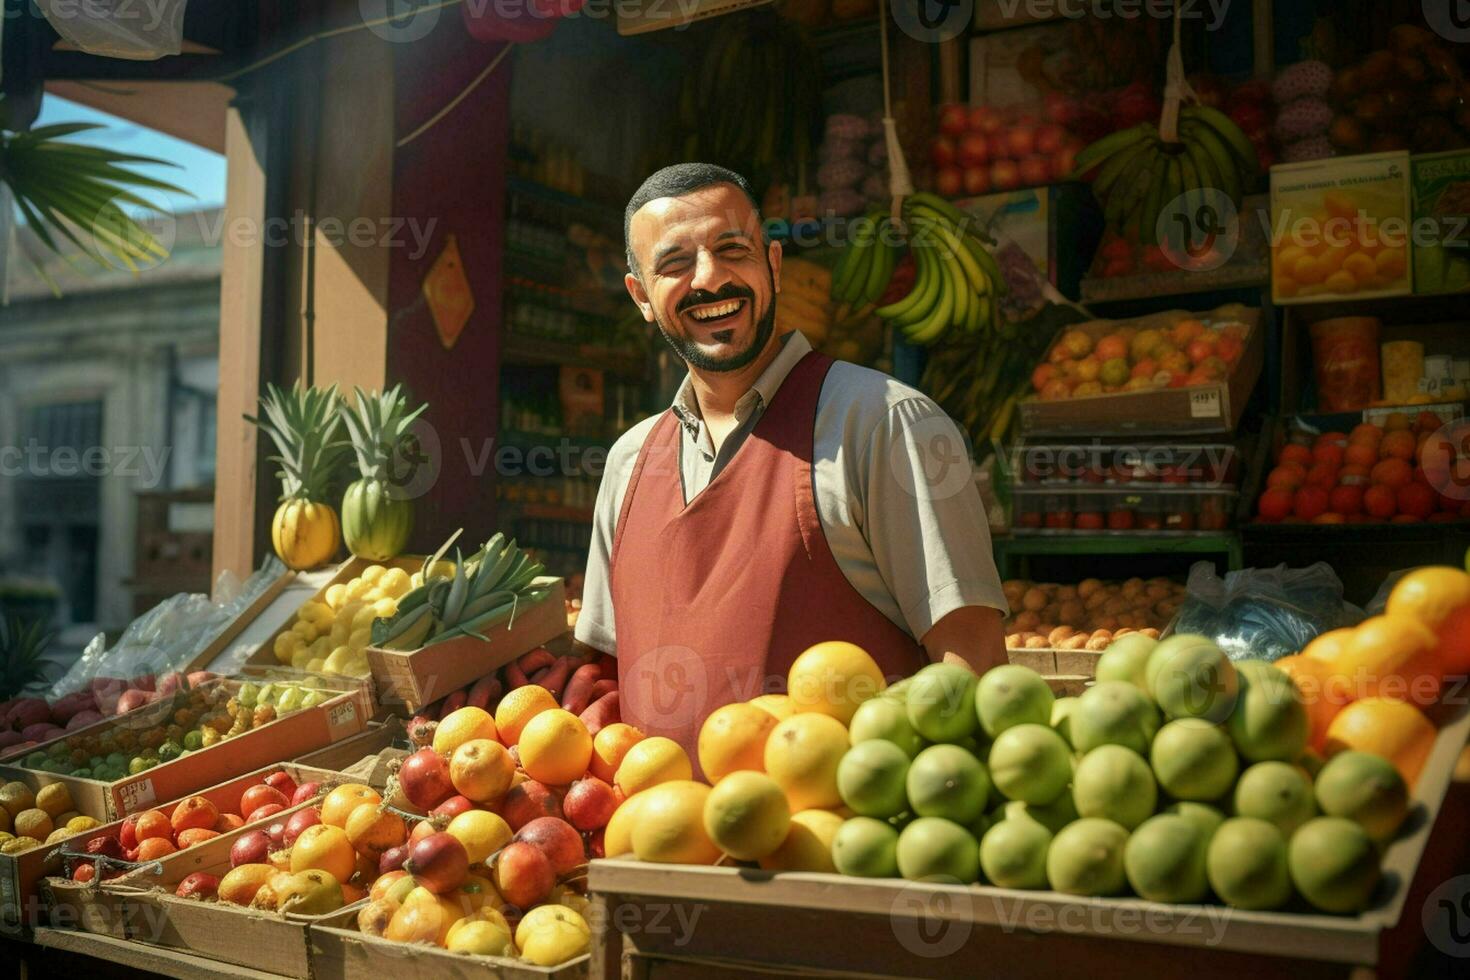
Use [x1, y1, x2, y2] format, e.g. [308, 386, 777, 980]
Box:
[992, 530, 1244, 579]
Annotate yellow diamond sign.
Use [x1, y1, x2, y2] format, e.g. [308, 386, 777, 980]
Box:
[423, 233, 474, 350]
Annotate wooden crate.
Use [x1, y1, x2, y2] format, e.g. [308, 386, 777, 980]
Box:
[309, 904, 589, 980]
[0, 677, 369, 820]
[1018, 306, 1264, 438]
[366, 577, 567, 713]
[588, 699, 1470, 980]
[36, 762, 348, 941]
[88, 751, 398, 978]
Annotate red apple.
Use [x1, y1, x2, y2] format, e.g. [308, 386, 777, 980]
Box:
[498, 780, 564, 831]
[175, 872, 220, 900]
[283, 808, 322, 847]
[989, 159, 1021, 191]
[85, 835, 123, 860]
[291, 781, 322, 807]
[957, 133, 989, 168]
[1006, 125, 1037, 158]
[513, 817, 586, 877]
[239, 784, 289, 819]
[263, 771, 298, 800]
[563, 778, 618, 832]
[962, 165, 990, 196]
[929, 135, 956, 169]
[378, 844, 410, 876]
[403, 832, 470, 895]
[230, 830, 271, 868]
[966, 105, 996, 133]
[935, 167, 963, 197]
[246, 803, 285, 825]
[431, 795, 476, 821]
[1018, 155, 1052, 187]
[119, 814, 140, 850]
[400, 747, 456, 811]
[492, 841, 555, 910]
[937, 103, 968, 136]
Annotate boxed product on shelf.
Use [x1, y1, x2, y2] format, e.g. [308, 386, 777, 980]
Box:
[1018, 302, 1263, 436]
[1410, 149, 1470, 295]
[1002, 576, 1184, 670]
[0, 676, 367, 821]
[1270, 151, 1412, 304]
[1011, 442, 1240, 487]
[1011, 484, 1238, 533]
[32, 761, 349, 940]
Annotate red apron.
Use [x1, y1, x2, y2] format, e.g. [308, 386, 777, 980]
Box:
[609, 350, 929, 769]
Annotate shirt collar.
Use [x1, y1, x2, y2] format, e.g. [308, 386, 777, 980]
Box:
[670, 330, 813, 432]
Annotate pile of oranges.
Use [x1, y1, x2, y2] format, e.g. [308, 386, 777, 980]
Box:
[1276, 565, 1470, 786]
[1257, 412, 1469, 523]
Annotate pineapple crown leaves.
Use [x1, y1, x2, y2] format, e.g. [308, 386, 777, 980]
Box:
[243, 382, 353, 503]
[0, 615, 51, 699]
[340, 384, 429, 482]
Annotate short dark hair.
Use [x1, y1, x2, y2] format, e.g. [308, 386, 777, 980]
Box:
[624, 163, 763, 275]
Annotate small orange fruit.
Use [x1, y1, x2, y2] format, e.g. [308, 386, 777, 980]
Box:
[1327, 615, 1443, 706]
[1273, 654, 1344, 752]
[433, 707, 499, 756]
[494, 686, 558, 746]
[321, 783, 382, 828]
[1325, 697, 1437, 787]
[291, 824, 357, 883]
[518, 709, 593, 786]
[135, 837, 176, 861]
[589, 723, 644, 783]
[697, 702, 778, 782]
[1386, 566, 1470, 675]
[343, 802, 407, 860]
[134, 809, 172, 843]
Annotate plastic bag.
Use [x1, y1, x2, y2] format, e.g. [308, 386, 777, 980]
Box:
[36, 0, 187, 61]
[1170, 561, 1363, 662]
[42, 556, 285, 700]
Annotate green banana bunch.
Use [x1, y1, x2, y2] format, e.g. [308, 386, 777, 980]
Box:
[372, 530, 550, 650]
[867, 192, 1007, 347]
[830, 209, 902, 307]
[1072, 105, 1259, 245]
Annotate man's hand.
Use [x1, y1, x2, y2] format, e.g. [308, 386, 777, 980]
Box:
[921, 605, 1006, 675]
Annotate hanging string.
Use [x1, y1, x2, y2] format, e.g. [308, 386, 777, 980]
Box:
[1159, 0, 1198, 144]
[877, 0, 913, 227]
[397, 43, 513, 148]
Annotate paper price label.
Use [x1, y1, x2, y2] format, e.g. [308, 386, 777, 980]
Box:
[1190, 388, 1222, 419]
[327, 700, 358, 736]
[118, 778, 156, 815]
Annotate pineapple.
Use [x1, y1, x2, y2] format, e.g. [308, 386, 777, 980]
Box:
[340, 385, 427, 561]
[245, 383, 351, 570]
[0, 616, 50, 700]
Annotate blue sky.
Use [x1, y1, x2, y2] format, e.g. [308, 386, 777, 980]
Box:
[34, 95, 226, 213]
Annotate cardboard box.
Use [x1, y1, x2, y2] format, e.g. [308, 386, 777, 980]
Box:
[310, 904, 589, 980]
[0, 760, 338, 937]
[1410, 149, 1470, 295]
[1271, 152, 1413, 304]
[366, 577, 567, 713]
[0, 677, 368, 820]
[1018, 304, 1263, 437]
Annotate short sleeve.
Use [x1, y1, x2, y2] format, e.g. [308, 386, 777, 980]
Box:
[860, 396, 1009, 640]
[573, 472, 619, 655]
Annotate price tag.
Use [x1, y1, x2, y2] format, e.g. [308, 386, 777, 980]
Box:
[118, 777, 156, 815]
[1190, 388, 1222, 419]
[327, 699, 358, 737]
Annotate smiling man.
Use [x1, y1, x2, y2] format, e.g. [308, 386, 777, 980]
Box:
[575, 163, 1007, 761]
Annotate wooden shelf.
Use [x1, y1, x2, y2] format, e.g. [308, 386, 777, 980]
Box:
[500, 333, 648, 378]
[28, 928, 290, 980]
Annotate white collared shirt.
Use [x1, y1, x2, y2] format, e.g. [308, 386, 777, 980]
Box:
[575, 331, 1008, 653]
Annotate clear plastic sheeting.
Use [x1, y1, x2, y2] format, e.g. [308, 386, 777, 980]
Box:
[42, 556, 285, 699]
[1171, 561, 1364, 663]
[36, 0, 188, 61]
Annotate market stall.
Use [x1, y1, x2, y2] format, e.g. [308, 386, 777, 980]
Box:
[3, 1, 1470, 978]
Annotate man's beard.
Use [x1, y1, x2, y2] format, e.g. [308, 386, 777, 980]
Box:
[654, 275, 779, 373]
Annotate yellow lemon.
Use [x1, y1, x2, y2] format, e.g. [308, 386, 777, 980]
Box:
[763, 713, 848, 811]
[786, 641, 885, 725]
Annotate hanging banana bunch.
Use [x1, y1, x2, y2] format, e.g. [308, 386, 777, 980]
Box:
[1072, 104, 1258, 244]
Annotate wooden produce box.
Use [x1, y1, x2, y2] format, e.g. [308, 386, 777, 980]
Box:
[366, 576, 567, 713]
[291, 718, 406, 773]
[101, 822, 358, 978]
[589, 699, 1470, 980]
[1007, 646, 1103, 681]
[1019, 305, 1264, 437]
[36, 762, 347, 941]
[0, 677, 369, 820]
[309, 904, 590, 980]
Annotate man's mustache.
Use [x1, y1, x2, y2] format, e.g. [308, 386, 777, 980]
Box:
[677, 285, 754, 313]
